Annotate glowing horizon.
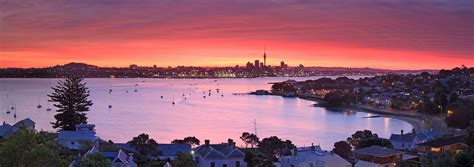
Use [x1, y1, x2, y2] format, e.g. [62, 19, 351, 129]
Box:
[1, 0, 472, 70]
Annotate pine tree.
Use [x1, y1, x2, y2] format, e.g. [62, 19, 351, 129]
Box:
[48, 76, 93, 131]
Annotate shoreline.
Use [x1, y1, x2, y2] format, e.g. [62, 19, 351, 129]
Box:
[253, 92, 427, 133]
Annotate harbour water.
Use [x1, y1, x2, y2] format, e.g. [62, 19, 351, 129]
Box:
[0, 77, 412, 149]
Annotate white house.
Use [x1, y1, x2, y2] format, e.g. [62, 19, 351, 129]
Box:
[389, 129, 418, 150]
[58, 124, 98, 149]
[194, 139, 246, 167]
[279, 144, 351, 167]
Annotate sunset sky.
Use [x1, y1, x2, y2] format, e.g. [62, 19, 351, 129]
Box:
[0, 0, 472, 70]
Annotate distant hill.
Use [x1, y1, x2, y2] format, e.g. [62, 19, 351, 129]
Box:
[53, 62, 98, 69]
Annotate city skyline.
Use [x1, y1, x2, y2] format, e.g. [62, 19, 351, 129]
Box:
[1, 0, 473, 70]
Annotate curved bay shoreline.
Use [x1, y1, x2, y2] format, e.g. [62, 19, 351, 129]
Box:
[254, 93, 448, 135]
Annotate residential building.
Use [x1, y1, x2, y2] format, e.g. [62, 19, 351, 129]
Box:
[0, 122, 17, 139]
[113, 143, 192, 161]
[13, 118, 36, 130]
[77, 144, 137, 167]
[0, 118, 36, 139]
[58, 124, 99, 149]
[416, 135, 468, 154]
[354, 145, 405, 167]
[389, 129, 417, 150]
[279, 144, 351, 167]
[194, 139, 246, 167]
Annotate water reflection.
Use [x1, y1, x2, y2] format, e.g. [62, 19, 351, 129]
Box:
[0, 77, 412, 149]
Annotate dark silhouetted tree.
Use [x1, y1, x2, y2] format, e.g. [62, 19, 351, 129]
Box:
[171, 136, 200, 147]
[332, 141, 352, 159]
[49, 76, 93, 131]
[240, 132, 260, 148]
[258, 136, 295, 161]
[347, 130, 392, 149]
[127, 133, 159, 158]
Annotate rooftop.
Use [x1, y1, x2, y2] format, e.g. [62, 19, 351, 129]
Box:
[195, 141, 245, 160]
[58, 131, 96, 140]
[157, 144, 191, 156]
[13, 118, 35, 128]
[354, 145, 404, 157]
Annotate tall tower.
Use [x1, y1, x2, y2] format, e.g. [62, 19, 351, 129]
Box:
[263, 46, 267, 67]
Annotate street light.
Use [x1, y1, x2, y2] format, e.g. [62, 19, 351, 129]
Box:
[447, 110, 454, 116]
[438, 105, 443, 118]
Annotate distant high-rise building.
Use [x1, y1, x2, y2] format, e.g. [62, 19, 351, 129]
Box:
[246, 62, 253, 69]
[263, 49, 267, 67]
[280, 61, 285, 68]
[130, 64, 138, 69]
[254, 60, 260, 68]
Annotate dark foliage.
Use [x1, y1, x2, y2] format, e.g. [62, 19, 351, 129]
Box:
[48, 76, 93, 131]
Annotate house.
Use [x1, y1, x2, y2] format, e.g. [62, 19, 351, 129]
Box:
[13, 118, 35, 130]
[389, 129, 418, 150]
[354, 145, 405, 167]
[157, 143, 192, 160]
[416, 135, 468, 154]
[77, 144, 137, 167]
[58, 124, 99, 149]
[0, 122, 17, 139]
[0, 118, 36, 139]
[113, 143, 191, 161]
[279, 144, 351, 167]
[194, 139, 246, 167]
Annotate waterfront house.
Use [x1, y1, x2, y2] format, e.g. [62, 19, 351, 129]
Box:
[58, 124, 98, 149]
[354, 145, 405, 167]
[13, 118, 35, 130]
[389, 129, 418, 150]
[279, 144, 351, 167]
[0, 122, 16, 139]
[416, 135, 468, 154]
[194, 139, 247, 167]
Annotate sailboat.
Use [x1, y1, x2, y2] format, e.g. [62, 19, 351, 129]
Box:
[37, 97, 42, 109]
[172, 95, 175, 105]
[46, 100, 52, 111]
[13, 104, 17, 118]
[134, 84, 138, 92]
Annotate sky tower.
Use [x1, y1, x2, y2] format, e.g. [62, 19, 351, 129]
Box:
[263, 46, 267, 67]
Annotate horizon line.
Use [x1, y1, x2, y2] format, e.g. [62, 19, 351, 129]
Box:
[0, 62, 446, 71]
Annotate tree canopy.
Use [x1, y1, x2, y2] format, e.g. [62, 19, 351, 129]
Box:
[0, 129, 73, 166]
[347, 130, 392, 149]
[257, 136, 295, 161]
[127, 133, 160, 158]
[49, 76, 93, 131]
[171, 136, 200, 147]
[240, 132, 259, 148]
[332, 141, 352, 159]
